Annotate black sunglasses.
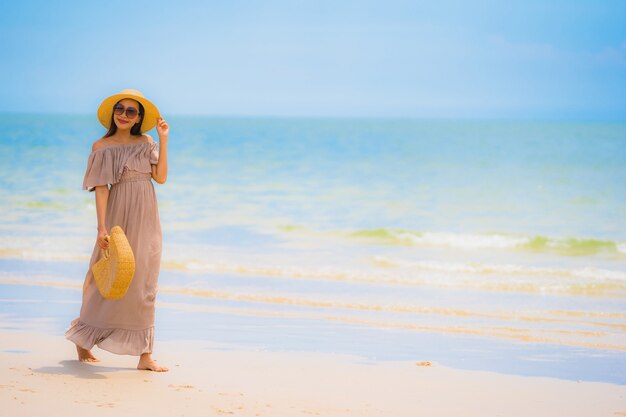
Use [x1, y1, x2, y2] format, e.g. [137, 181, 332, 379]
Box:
[113, 104, 141, 119]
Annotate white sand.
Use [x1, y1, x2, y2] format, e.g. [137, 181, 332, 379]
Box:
[1, 329, 624, 417]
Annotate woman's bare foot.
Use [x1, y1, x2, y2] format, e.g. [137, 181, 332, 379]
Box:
[137, 353, 169, 372]
[76, 344, 99, 362]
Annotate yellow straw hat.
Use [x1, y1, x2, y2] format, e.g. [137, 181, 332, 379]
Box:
[92, 226, 136, 300]
[97, 89, 160, 133]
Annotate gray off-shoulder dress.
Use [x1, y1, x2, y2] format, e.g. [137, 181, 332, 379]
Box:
[65, 140, 162, 355]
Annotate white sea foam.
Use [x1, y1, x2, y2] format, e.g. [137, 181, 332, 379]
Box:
[350, 229, 626, 259]
[391, 231, 529, 249]
[371, 255, 626, 282]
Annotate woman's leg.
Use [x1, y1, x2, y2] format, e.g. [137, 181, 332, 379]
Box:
[75, 344, 99, 362]
[137, 352, 169, 372]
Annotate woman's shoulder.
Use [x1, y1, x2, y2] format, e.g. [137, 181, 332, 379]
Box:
[141, 134, 156, 144]
[91, 137, 108, 152]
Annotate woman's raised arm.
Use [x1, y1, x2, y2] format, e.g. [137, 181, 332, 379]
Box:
[151, 117, 169, 184]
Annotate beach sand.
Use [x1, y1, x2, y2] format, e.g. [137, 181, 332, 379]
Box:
[1, 329, 625, 417]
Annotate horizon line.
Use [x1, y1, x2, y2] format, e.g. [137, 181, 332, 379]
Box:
[0, 111, 624, 123]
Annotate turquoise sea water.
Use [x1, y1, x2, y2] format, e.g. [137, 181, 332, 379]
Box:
[0, 115, 625, 382]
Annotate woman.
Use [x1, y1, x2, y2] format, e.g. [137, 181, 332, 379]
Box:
[65, 89, 169, 372]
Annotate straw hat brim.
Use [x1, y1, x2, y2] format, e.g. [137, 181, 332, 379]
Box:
[97, 89, 160, 133]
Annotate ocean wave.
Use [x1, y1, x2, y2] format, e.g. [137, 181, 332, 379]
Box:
[154, 301, 626, 351]
[371, 256, 626, 282]
[1, 278, 624, 351]
[160, 258, 626, 296]
[1, 241, 625, 296]
[351, 229, 626, 257]
[2, 277, 625, 325]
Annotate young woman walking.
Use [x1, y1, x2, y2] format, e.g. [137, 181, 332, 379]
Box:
[65, 89, 169, 372]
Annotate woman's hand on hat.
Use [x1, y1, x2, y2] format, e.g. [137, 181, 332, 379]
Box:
[156, 117, 169, 141]
[97, 227, 109, 250]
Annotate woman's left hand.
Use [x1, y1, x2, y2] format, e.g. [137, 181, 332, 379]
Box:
[156, 117, 169, 140]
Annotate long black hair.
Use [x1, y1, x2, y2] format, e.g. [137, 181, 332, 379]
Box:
[104, 100, 145, 138]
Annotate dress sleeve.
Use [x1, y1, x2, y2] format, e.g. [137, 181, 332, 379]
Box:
[82, 150, 115, 192]
[149, 141, 159, 165]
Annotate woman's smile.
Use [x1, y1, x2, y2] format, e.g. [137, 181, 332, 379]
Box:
[115, 116, 132, 127]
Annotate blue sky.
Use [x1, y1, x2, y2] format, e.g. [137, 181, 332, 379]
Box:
[0, 0, 625, 119]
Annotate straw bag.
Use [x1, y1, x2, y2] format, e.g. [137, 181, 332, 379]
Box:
[92, 226, 135, 299]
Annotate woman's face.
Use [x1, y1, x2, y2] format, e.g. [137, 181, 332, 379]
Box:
[112, 98, 142, 131]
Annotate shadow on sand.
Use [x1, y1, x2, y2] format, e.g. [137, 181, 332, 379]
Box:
[34, 360, 136, 379]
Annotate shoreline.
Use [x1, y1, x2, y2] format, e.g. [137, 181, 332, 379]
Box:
[1, 274, 625, 385]
[1, 328, 625, 417]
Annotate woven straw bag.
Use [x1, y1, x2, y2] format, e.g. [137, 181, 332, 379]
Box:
[92, 226, 135, 299]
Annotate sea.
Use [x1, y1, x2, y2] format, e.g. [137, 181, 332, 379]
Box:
[0, 114, 625, 383]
